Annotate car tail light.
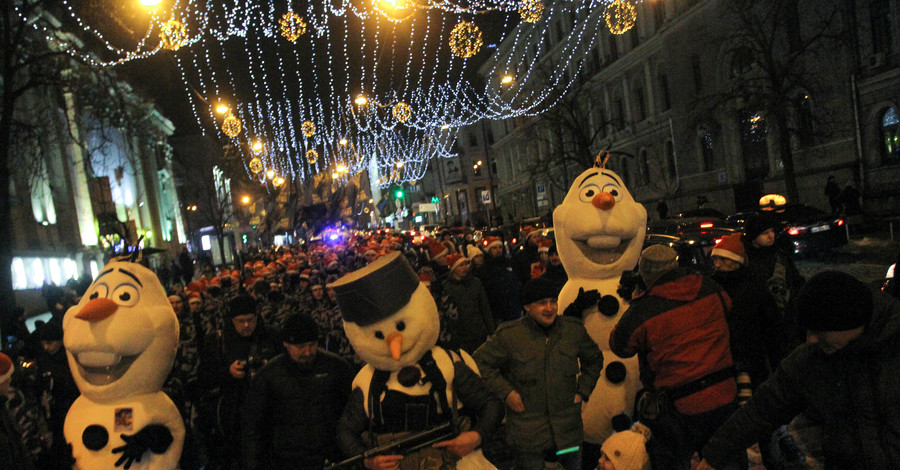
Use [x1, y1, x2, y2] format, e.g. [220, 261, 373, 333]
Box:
[786, 226, 807, 236]
[483, 240, 488, 246]
[836, 219, 844, 226]
[421, 235, 426, 242]
[410, 230, 416, 236]
[512, 238, 517, 244]
[700, 222, 714, 228]
[714, 237, 723, 245]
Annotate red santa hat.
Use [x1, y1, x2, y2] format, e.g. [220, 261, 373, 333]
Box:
[523, 225, 541, 240]
[712, 233, 746, 264]
[425, 237, 448, 260]
[300, 269, 311, 280]
[187, 291, 202, 304]
[0, 352, 13, 385]
[446, 253, 468, 272]
[483, 236, 502, 250]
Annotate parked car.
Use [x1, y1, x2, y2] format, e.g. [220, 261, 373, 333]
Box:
[727, 204, 848, 256]
[647, 213, 736, 250]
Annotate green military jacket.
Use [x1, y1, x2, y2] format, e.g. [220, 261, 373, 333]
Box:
[473, 314, 603, 452]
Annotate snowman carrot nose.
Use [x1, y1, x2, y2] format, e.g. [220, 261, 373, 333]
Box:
[386, 331, 403, 361]
[592, 192, 615, 211]
[75, 298, 118, 322]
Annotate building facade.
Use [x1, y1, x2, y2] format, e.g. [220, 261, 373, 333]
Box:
[480, 0, 899, 222]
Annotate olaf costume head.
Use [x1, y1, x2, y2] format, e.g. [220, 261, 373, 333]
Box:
[63, 258, 179, 402]
[553, 153, 647, 280]
[332, 252, 439, 371]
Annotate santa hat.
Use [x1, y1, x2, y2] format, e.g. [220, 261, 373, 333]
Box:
[600, 430, 650, 470]
[187, 291, 202, 304]
[331, 251, 419, 326]
[418, 271, 435, 287]
[446, 253, 467, 272]
[712, 233, 745, 264]
[300, 269, 311, 280]
[186, 281, 204, 294]
[425, 237, 448, 260]
[524, 226, 541, 240]
[467, 244, 484, 260]
[537, 238, 553, 253]
[483, 236, 502, 251]
[0, 353, 13, 385]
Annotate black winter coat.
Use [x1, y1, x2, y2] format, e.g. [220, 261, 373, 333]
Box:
[241, 352, 353, 469]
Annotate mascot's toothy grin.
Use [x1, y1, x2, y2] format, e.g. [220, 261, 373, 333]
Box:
[572, 235, 633, 265]
[75, 351, 139, 386]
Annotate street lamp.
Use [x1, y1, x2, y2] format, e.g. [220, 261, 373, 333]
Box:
[215, 103, 230, 115]
[139, 0, 161, 6]
[355, 95, 368, 106]
[241, 196, 250, 204]
[501, 74, 514, 84]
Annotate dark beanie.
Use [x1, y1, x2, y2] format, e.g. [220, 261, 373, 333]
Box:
[281, 314, 319, 345]
[742, 212, 779, 241]
[36, 321, 63, 341]
[796, 271, 873, 331]
[521, 277, 561, 306]
[227, 294, 258, 318]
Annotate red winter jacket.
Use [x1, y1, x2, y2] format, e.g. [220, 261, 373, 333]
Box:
[610, 268, 736, 415]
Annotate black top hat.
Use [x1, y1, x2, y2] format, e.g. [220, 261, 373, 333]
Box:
[330, 251, 419, 326]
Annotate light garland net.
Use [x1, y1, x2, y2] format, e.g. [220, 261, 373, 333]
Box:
[279, 11, 307, 42]
[604, 0, 637, 35]
[50, 0, 638, 184]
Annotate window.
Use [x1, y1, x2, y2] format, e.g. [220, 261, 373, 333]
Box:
[486, 128, 494, 145]
[665, 140, 677, 179]
[638, 149, 650, 184]
[658, 74, 671, 111]
[731, 47, 755, 77]
[699, 128, 716, 172]
[652, 1, 665, 30]
[634, 86, 646, 122]
[740, 112, 769, 177]
[870, 0, 893, 55]
[796, 93, 814, 146]
[615, 98, 625, 128]
[619, 157, 631, 187]
[31, 158, 56, 225]
[880, 107, 900, 163]
[692, 55, 703, 91]
[469, 132, 478, 147]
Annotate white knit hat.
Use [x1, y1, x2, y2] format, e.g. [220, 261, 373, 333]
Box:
[467, 244, 484, 260]
[601, 430, 650, 470]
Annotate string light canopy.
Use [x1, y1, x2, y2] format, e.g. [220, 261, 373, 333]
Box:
[49, 0, 640, 184]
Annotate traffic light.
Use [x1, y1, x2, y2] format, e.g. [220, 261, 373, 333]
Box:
[242, 234, 248, 244]
[395, 189, 404, 199]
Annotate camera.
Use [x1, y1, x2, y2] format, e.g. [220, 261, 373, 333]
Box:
[244, 355, 267, 380]
[617, 270, 645, 301]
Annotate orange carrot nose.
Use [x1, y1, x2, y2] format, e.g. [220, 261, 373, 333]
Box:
[592, 192, 616, 211]
[386, 331, 403, 361]
[75, 298, 118, 322]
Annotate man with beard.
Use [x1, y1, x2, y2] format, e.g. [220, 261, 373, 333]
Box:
[242, 314, 353, 469]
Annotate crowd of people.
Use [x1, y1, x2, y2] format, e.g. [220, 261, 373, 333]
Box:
[2, 212, 899, 470]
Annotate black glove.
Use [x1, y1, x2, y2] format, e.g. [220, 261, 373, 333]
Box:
[111, 424, 174, 469]
[563, 287, 602, 318]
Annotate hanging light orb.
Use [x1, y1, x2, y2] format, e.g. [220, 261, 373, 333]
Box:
[518, 0, 544, 23]
[605, 0, 637, 35]
[279, 12, 307, 42]
[449, 21, 483, 58]
[392, 102, 412, 122]
[301, 120, 316, 137]
[306, 149, 319, 164]
[159, 19, 188, 50]
[273, 176, 285, 187]
[248, 157, 263, 173]
[222, 114, 242, 138]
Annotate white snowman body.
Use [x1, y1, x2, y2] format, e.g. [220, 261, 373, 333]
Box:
[63, 259, 184, 469]
[553, 164, 647, 444]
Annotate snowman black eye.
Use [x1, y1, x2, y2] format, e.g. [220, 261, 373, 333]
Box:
[89, 292, 99, 299]
[374, 331, 384, 340]
[396, 321, 406, 331]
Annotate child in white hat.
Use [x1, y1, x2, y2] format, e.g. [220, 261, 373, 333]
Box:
[598, 426, 652, 470]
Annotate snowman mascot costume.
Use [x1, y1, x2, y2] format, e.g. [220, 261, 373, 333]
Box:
[63, 256, 184, 469]
[553, 151, 647, 449]
[335, 252, 502, 470]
